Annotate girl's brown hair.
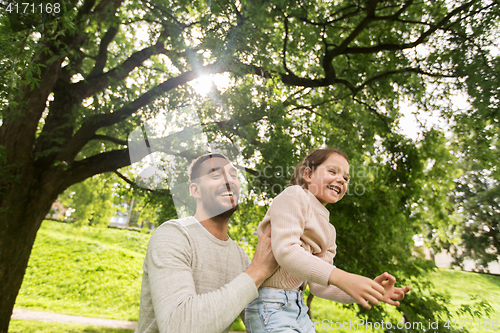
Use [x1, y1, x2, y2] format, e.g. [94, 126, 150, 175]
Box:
[290, 148, 349, 187]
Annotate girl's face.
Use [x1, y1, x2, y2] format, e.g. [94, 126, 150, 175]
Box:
[303, 153, 350, 205]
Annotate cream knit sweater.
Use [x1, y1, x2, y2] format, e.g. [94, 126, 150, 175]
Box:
[135, 217, 258, 333]
[258, 185, 356, 304]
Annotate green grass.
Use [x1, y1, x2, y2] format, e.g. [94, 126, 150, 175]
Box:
[427, 269, 500, 315]
[14, 220, 244, 331]
[14, 220, 500, 332]
[308, 269, 500, 333]
[15, 220, 150, 321]
[310, 300, 383, 333]
[425, 269, 500, 333]
[8, 320, 133, 333]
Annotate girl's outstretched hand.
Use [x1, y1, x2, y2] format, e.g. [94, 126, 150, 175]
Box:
[373, 272, 411, 306]
[328, 268, 385, 309]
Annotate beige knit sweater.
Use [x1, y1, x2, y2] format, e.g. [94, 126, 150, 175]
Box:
[135, 217, 258, 333]
[258, 185, 356, 304]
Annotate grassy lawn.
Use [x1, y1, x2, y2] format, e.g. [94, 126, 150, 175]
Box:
[424, 269, 500, 333]
[15, 220, 150, 321]
[308, 269, 500, 333]
[427, 269, 500, 316]
[14, 220, 500, 332]
[9, 320, 133, 333]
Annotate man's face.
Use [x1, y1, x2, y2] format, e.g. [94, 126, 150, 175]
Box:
[193, 157, 240, 219]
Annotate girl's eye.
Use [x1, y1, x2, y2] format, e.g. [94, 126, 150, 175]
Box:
[344, 177, 349, 182]
[329, 170, 336, 174]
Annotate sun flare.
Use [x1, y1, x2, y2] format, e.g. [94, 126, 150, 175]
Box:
[189, 73, 232, 96]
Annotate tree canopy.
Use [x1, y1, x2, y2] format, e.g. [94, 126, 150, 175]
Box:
[1, 0, 499, 332]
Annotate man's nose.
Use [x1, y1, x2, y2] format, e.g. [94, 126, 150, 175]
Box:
[225, 172, 240, 189]
[221, 170, 235, 184]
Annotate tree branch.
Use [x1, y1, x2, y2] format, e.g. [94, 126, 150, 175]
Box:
[56, 61, 232, 164]
[288, 105, 327, 119]
[114, 170, 158, 193]
[87, 25, 120, 79]
[60, 49, 89, 83]
[75, 0, 97, 23]
[71, 27, 171, 100]
[241, 63, 357, 92]
[352, 97, 391, 132]
[60, 149, 130, 189]
[0, 53, 63, 163]
[392, 0, 414, 18]
[142, 0, 200, 29]
[282, 15, 293, 75]
[325, 0, 382, 59]
[92, 135, 128, 146]
[339, 0, 477, 56]
[357, 67, 456, 93]
[296, 3, 360, 27]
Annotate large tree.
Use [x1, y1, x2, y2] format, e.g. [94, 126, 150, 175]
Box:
[1, 0, 499, 331]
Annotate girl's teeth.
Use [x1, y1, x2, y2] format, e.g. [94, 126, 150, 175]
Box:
[328, 186, 340, 194]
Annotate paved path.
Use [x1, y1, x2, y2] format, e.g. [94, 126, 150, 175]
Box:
[12, 308, 240, 332]
[11, 308, 138, 330]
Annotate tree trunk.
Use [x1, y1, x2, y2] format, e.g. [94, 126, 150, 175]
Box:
[0, 168, 60, 333]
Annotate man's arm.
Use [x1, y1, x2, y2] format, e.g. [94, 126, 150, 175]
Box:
[144, 224, 276, 333]
[236, 227, 277, 327]
[244, 227, 277, 287]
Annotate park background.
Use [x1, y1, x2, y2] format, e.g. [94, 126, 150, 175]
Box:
[1, 0, 500, 332]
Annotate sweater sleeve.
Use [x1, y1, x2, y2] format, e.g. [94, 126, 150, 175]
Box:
[145, 224, 258, 333]
[269, 186, 335, 286]
[308, 282, 357, 304]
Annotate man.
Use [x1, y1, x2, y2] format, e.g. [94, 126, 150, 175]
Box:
[135, 153, 278, 333]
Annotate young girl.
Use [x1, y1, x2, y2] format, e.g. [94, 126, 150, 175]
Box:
[244, 148, 410, 333]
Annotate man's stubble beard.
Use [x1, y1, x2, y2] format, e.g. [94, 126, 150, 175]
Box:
[200, 186, 239, 222]
[212, 204, 239, 223]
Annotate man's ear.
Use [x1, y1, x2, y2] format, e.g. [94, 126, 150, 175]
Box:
[189, 182, 201, 199]
[302, 167, 312, 184]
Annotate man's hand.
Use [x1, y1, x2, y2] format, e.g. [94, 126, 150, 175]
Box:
[374, 272, 411, 306]
[245, 227, 278, 288]
[328, 268, 384, 309]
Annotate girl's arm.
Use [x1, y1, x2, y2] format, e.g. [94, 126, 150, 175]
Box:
[374, 272, 411, 306]
[266, 186, 336, 287]
[328, 268, 385, 309]
[308, 282, 356, 304]
[266, 186, 386, 309]
[310, 273, 411, 307]
[307, 242, 356, 303]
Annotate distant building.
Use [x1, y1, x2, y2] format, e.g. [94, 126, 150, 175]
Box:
[46, 199, 69, 221]
[108, 197, 155, 232]
[108, 215, 155, 232]
[109, 215, 129, 229]
[422, 247, 500, 275]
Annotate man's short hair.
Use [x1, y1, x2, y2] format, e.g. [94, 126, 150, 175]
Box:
[188, 153, 231, 183]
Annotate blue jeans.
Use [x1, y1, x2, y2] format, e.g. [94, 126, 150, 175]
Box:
[244, 287, 315, 333]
